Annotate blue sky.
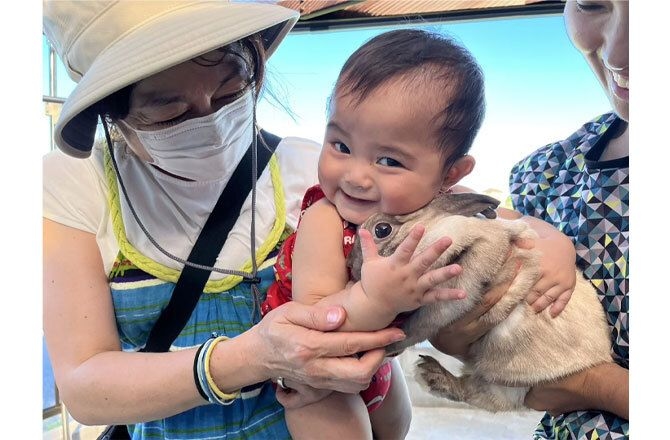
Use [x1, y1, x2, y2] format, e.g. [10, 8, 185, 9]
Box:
[257, 14, 610, 194]
[43, 13, 609, 196]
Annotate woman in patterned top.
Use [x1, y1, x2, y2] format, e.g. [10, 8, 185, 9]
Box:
[511, 1, 629, 438]
[434, 1, 629, 439]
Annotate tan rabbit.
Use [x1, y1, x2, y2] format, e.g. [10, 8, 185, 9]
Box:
[346, 193, 613, 412]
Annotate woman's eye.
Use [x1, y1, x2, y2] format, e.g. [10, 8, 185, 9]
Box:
[575, 1, 605, 12]
[152, 114, 187, 128]
[333, 142, 351, 154]
[377, 157, 403, 167]
[374, 222, 393, 239]
[214, 82, 251, 105]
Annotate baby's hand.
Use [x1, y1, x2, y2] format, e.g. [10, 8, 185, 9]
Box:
[520, 236, 577, 318]
[358, 224, 466, 316]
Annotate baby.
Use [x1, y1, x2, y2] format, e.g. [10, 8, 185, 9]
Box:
[262, 29, 577, 440]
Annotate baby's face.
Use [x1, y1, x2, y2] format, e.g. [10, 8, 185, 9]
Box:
[317, 80, 448, 225]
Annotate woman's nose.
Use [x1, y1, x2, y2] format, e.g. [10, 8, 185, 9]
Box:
[602, 5, 629, 73]
[190, 99, 219, 119]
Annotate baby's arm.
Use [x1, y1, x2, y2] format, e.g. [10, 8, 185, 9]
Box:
[290, 199, 351, 307]
[292, 199, 464, 332]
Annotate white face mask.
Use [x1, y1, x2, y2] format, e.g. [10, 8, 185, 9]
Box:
[124, 90, 255, 182]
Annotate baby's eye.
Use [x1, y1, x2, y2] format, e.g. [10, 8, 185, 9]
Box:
[374, 222, 393, 239]
[333, 142, 351, 154]
[377, 157, 403, 168]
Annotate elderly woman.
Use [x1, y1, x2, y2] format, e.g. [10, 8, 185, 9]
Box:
[42, 1, 410, 438]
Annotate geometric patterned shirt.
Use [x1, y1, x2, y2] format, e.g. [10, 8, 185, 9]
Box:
[509, 113, 629, 440]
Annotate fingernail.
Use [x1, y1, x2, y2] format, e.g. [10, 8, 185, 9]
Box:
[327, 309, 341, 324]
[392, 332, 406, 342]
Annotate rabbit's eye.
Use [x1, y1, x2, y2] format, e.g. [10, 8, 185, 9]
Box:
[374, 222, 392, 239]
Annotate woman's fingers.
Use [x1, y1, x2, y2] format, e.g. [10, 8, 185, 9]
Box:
[261, 303, 405, 393]
[549, 288, 573, 318]
[527, 284, 573, 316]
[275, 302, 406, 357]
[278, 302, 347, 332]
[306, 348, 386, 393]
[274, 381, 332, 409]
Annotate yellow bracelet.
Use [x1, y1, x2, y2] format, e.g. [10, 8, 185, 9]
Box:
[204, 336, 241, 401]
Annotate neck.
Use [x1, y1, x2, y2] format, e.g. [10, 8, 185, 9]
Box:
[599, 120, 629, 161]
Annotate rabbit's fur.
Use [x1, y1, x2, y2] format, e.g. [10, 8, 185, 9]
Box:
[346, 193, 613, 412]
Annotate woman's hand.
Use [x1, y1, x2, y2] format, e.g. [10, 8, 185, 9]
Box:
[254, 302, 406, 393]
[495, 209, 577, 318]
[523, 233, 576, 317]
[524, 362, 629, 420]
[516, 218, 577, 318]
[274, 380, 332, 409]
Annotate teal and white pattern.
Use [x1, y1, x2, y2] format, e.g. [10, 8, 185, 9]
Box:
[109, 254, 290, 439]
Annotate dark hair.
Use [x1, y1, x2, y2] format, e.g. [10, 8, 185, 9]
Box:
[334, 29, 485, 166]
[96, 33, 267, 122]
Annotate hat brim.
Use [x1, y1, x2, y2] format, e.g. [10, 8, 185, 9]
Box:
[55, 2, 298, 157]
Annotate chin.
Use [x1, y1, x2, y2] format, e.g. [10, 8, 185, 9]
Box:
[614, 104, 629, 122]
[338, 207, 372, 225]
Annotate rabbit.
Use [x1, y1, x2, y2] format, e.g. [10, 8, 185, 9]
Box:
[346, 192, 613, 412]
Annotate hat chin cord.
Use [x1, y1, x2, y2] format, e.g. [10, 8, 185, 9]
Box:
[102, 95, 266, 318]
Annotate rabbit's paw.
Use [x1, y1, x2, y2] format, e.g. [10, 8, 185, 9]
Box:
[415, 355, 464, 402]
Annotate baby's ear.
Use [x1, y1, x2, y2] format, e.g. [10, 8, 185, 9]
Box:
[443, 155, 476, 188]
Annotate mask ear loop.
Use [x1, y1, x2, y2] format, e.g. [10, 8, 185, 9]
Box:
[248, 88, 264, 323]
[101, 116, 260, 285]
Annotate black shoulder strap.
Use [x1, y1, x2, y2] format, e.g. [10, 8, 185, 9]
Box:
[142, 130, 281, 353]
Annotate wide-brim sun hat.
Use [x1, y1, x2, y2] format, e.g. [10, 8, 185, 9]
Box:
[43, 0, 299, 158]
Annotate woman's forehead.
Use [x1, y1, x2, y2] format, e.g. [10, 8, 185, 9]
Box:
[131, 53, 249, 101]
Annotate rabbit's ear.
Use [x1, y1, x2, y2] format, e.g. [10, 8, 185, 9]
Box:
[433, 193, 500, 218]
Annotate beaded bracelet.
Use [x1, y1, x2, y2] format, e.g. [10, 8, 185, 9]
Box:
[193, 333, 241, 405]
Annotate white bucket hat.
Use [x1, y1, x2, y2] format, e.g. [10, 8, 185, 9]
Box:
[43, 0, 299, 158]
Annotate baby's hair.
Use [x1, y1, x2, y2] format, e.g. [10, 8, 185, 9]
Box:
[334, 29, 485, 166]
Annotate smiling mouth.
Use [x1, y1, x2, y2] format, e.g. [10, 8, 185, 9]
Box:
[341, 191, 375, 206]
[611, 71, 629, 89]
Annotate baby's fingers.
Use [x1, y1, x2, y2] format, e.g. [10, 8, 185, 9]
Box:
[417, 263, 462, 292]
[421, 287, 467, 305]
[391, 224, 427, 262]
[358, 228, 381, 262]
[409, 235, 453, 275]
[359, 225, 426, 263]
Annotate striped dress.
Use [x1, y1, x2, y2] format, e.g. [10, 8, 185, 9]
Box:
[509, 112, 629, 440]
[109, 254, 290, 439]
[104, 148, 292, 439]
